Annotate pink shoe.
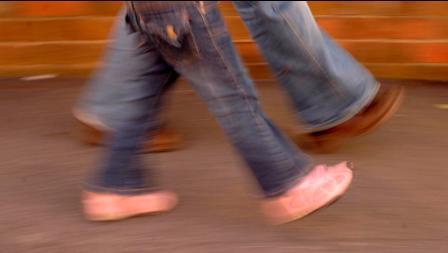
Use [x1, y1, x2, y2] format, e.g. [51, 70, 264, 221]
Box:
[82, 190, 178, 221]
[262, 162, 353, 225]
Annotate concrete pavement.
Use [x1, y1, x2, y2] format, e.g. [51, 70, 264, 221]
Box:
[0, 78, 447, 252]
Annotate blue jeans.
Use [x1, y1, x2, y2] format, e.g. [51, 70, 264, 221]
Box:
[78, 1, 378, 133]
[233, 1, 379, 131]
[87, 1, 311, 197]
[76, 8, 179, 130]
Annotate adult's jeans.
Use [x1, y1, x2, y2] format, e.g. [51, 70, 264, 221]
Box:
[78, 1, 378, 132]
[233, 1, 379, 131]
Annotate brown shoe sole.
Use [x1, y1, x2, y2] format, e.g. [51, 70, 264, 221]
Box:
[294, 84, 405, 153]
[75, 119, 184, 153]
[354, 84, 405, 135]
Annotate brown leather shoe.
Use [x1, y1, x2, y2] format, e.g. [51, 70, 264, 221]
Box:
[142, 127, 185, 153]
[295, 83, 404, 153]
[74, 112, 184, 153]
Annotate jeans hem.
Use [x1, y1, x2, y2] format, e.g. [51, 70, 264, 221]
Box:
[83, 183, 158, 196]
[302, 81, 380, 132]
[262, 160, 314, 198]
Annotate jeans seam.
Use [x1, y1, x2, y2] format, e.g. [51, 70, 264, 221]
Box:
[86, 66, 176, 193]
[197, 4, 303, 195]
[83, 183, 157, 195]
[120, 68, 176, 188]
[265, 161, 314, 197]
[281, 11, 346, 99]
[302, 82, 380, 132]
[196, 4, 264, 132]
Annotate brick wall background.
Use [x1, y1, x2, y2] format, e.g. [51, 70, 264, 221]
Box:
[1, 1, 448, 80]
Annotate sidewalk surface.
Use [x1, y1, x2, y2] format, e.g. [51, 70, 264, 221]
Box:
[0, 78, 447, 252]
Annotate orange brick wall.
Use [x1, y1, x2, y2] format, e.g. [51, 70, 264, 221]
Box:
[1, 1, 448, 81]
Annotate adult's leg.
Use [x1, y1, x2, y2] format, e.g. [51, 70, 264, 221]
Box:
[233, 1, 403, 151]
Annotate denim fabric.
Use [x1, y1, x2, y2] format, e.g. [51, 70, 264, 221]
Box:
[233, 1, 379, 131]
[79, 2, 379, 133]
[87, 1, 311, 197]
[76, 9, 178, 131]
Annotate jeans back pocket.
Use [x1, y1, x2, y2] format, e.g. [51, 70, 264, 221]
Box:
[138, 6, 201, 65]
